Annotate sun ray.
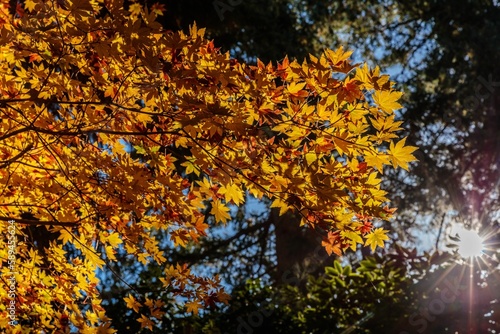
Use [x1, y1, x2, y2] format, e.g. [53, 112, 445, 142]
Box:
[468, 257, 475, 333]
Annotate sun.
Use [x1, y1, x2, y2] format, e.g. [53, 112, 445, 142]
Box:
[457, 229, 484, 258]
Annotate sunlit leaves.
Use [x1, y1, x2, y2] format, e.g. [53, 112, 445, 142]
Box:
[341, 230, 364, 252]
[364, 152, 390, 173]
[181, 158, 201, 176]
[124, 295, 141, 313]
[271, 198, 291, 216]
[322, 231, 342, 256]
[210, 200, 231, 224]
[137, 315, 154, 331]
[24, 0, 37, 12]
[102, 232, 122, 248]
[372, 90, 404, 113]
[80, 247, 106, 269]
[218, 183, 245, 206]
[365, 228, 390, 252]
[286, 81, 307, 97]
[171, 229, 190, 247]
[324, 46, 354, 69]
[388, 137, 418, 171]
[185, 301, 201, 315]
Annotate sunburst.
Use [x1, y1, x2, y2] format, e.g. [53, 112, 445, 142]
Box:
[456, 229, 485, 258]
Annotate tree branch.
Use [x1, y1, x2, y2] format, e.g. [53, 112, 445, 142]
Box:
[0, 143, 33, 168]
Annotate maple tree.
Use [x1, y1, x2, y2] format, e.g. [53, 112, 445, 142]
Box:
[0, 0, 416, 332]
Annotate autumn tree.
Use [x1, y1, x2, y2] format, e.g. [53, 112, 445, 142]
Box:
[0, 0, 416, 332]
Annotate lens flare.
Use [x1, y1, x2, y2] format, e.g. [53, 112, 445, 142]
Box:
[457, 229, 484, 258]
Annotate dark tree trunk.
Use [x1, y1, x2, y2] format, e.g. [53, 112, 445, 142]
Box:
[272, 208, 334, 288]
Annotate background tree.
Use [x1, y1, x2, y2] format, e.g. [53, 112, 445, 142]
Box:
[179, 247, 499, 334]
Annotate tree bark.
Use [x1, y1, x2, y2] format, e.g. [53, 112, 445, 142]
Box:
[272, 208, 333, 287]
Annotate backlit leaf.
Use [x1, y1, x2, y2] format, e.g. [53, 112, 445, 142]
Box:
[365, 228, 390, 252]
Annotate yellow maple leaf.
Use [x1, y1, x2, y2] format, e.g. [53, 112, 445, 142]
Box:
[341, 230, 364, 251]
[80, 247, 105, 268]
[388, 137, 418, 171]
[365, 228, 389, 252]
[186, 301, 201, 315]
[373, 90, 403, 113]
[364, 152, 390, 173]
[354, 63, 372, 89]
[218, 183, 244, 206]
[138, 252, 150, 265]
[144, 298, 154, 308]
[196, 178, 213, 195]
[324, 46, 353, 65]
[105, 245, 117, 261]
[123, 293, 141, 312]
[137, 314, 154, 330]
[135, 112, 152, 125]
[170, 230, 189, 247]
[129, 3, 142, 16]
[104, 85, 116, 98]
[181, 158, 201, 176]
[175, 136, 189, 148]
[87, 311, 99, 326]
[286, 82, 306, 95]
[304, 152, 317, 166]
[106, 232, 122, 247]
[210, 199, 231, 224]
[24, 0, 37, 12]
[58, 229, 73, 245]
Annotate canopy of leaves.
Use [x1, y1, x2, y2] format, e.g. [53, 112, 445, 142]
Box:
[0, 0, 416, 332]
[157, 0, 500, 247]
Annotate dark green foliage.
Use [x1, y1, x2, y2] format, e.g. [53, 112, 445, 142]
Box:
[173, 246, 499, 333]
